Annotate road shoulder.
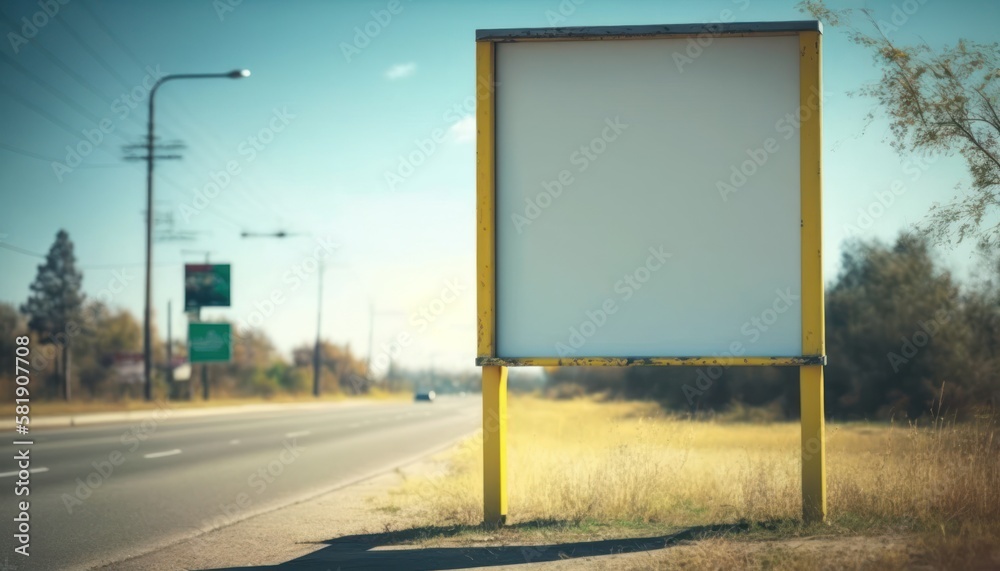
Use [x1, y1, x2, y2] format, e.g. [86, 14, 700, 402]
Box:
[100, 452, 430, 570]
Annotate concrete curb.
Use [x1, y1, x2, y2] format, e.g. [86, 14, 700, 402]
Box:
[8, 399, 374, 429]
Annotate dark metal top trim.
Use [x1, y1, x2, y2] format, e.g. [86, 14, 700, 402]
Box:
[475, 355, 828, 367]
[476, 21, 822, 41]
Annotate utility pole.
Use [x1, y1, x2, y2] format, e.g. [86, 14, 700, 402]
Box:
[166, 300, 173, 395]
[125, 138, 182, 402]
[202, 360, 210, 400]
[314, 259, 324, 397]
[366, 302, 374, 378]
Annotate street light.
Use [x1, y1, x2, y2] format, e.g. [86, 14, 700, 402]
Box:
[142, 69, 250, 402]
[241, 230, 302, 239]
[239, 231, 335, 397]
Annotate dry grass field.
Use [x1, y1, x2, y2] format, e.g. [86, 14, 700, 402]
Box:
[376, 395, 1000, 569]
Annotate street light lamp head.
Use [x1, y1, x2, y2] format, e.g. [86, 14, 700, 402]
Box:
[229, 69, 251, 79]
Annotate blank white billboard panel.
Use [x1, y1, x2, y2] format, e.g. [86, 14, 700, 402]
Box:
[493, 35, 803, 358]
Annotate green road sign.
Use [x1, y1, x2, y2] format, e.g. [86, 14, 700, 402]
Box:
[188, 323, 232, 363]
[185, 264, 231, 311]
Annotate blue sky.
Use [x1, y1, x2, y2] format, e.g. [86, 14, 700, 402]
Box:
[0, 0, 997, 375]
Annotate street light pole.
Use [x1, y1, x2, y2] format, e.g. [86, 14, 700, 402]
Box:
[142, 69, 250, 402]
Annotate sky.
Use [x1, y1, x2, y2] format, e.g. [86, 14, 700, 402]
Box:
[0, 0, 997, 376]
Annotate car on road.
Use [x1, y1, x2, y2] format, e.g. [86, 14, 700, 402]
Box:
[414, 390, 436, 402]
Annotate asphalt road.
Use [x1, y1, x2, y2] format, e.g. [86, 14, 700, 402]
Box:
[0, 395, 480, 571]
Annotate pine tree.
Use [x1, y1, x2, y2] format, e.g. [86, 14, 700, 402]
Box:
[21, 230, 84, 400]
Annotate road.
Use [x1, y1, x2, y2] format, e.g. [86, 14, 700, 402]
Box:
[0, 395, 480, 571]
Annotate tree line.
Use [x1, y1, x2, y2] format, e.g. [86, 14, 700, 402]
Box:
[0, 230, 382, 400]
[546, 233, 1000, 420]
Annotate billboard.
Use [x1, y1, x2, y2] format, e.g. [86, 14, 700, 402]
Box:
[474, 21, 828, 527]
[111, 352, 143, 384]
[185, 264, 231, 311]
[476, 22, 824, 366]
[188, 323, 232, 363]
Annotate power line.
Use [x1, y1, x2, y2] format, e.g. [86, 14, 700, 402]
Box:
[0, 83, 116, 155]
[0, 49, 124, 129]
[75, 2, 288, 227]
[0, 242, 176, 269]
[62, 1, 273, 233]
[0, 6, 119, 108]
[77, 0, 149, 71]
[0, 15, 250, 228]
[0, 141, 126, 167]
[67, 3, 270, 227]
[50, 10, 137, 91]
[155, 173, 250, 230]
[0, 100, 258, 237]
[0, 243, 45, 258]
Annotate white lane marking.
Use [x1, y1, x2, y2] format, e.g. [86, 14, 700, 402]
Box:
[0, 467, 48, 478]
[285, 430, 311, 438]
[144, 449, 182, 459]
[230, 439, 241, 445]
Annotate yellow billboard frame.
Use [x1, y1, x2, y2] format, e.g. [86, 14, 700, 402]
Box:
[476, 22, 825, 525]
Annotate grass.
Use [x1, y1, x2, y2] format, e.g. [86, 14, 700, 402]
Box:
[374, 395, 1000, 569]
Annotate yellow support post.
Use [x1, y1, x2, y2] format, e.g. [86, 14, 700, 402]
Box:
[477, 34, 505, 527]
[482, 365, 508, 526]
[799, 29, 826, 523]
[800, 366, 826, 522]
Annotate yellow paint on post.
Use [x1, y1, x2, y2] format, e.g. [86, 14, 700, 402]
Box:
[799, 29, 826, 523]
[482, 365, 508, 525]
[476, 356, 824, 367]
[800, 365, 826, 522]
[477, 39, 506, 528]
[476, 40, 496, 360]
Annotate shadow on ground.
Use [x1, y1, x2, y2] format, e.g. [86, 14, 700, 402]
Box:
[205, 519, 778, 570]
